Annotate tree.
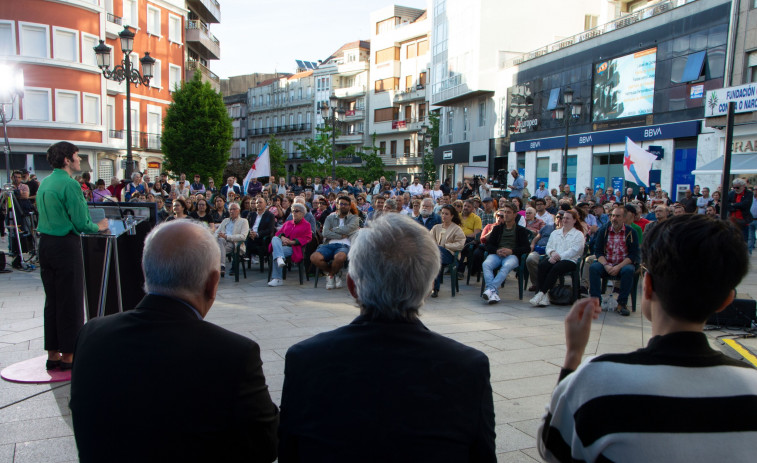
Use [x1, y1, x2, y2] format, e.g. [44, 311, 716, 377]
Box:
[358, 134, 394, 183]
[223, 135, 286, 183]
[295, 125, 336, 179]
[422, 111, 440, 183]
[161, 71, 232, 183]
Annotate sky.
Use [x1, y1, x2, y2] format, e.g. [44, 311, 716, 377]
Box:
[211, 0, 429, 79]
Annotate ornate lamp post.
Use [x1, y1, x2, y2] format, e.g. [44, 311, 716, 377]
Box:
[320, 95, 343, 180]
[0, 64, 24, 184]
[553, 87, 583, 189]
[94, 26, 154, 179]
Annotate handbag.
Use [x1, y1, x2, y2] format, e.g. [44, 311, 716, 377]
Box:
[548, 285, 573, 305]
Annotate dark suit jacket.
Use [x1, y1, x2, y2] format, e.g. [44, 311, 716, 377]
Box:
[728, 188, 754, 223]
[70, 294, 279, 463]
[247, 210, 276, 238]
[484, 222, 531, 259]
[278, 315, 496, 462]
[416, 212, 442, 231]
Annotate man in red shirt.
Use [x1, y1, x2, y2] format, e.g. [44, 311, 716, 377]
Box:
[727, 178, 753, 243]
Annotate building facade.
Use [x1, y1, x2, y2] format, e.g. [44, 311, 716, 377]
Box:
[224, 92, 246, 159]
[368, 5, 430, 179]
[0, 0, 188, 182]
[503, 0, 728, 199]
[185, 0, 221, 91]
[247, 70, 315, 173]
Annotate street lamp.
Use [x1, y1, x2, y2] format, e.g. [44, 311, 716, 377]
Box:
[0, 64, 24, 184]
[94, 26, 155, 179]
[319, 95, 343, 180]
[553, 87, 583, 189]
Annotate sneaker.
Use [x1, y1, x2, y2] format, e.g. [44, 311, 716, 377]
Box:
[326, 275, 335, 290]
[537, 292, 550, 307]
[268, 278, 283, 287]
[488, 292, 501, 304]
[335, 271, 344, 289]
[277, 257, 286, 268]
[616, 303, 630, 316]
[530, 291, 545, 306]
[251, 256, 260, 265]
[482, 288, 494, 301]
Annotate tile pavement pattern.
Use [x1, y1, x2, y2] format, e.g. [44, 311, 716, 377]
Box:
[1, 235, 756, 462]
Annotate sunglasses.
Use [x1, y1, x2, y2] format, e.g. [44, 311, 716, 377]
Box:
[496, 214, 505, 218]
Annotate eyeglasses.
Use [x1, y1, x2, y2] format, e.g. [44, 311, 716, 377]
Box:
[292, 210, 304, 214]
[495, 214, 505, 218]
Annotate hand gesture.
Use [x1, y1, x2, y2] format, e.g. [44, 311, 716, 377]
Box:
[564, 298, 601, 370]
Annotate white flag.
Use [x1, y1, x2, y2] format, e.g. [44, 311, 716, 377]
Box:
[243, 143, 271, 193]
[623, 137, 658, 188]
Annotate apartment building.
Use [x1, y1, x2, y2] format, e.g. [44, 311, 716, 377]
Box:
[185, 0, 221, 91]
[0, 0, 187, 181]
[314, 40, 371, 168]
[367, 5, 430, 179]
[224, 92, 246, 159]
[247, 70, 315, 174]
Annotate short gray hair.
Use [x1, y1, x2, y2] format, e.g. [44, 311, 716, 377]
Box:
[348, 214, 439, 320]
[291, 203, 306, 213]
[421, 198, 434, 207]
[131, 172, 141, 181]
[143, 221, 219, 298]
[733, 178, 747, 187]
[384, 198, 398, 210]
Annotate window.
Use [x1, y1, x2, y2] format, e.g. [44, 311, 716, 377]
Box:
[447, 109, 453, 143]
[151, 58, 162, 88]
[55, 90, 80, 123]
[419, 71, 427, 88]
[417, 39, 429, 55]
[478, 100, 486, 127]
[23, 88, 51, 121]
[306, 112, 311, 124]
[169, 64, 181, 91]
[307, 86, 312, 97]
[147, 6, 161, 36]
[99, 159, 114, 182]
[680, 51, 706, 83]
[298, 88, 302, 99]
[419, 103, 426, 120]
[404, 139, 411, 156]
[129, 52, 139, 73]
[584, 15, 598, 30]
[81, 33, 98, 66]
[390, 140, 397, 156]
[376, 47, 400, 64]
[374, 107, 395, 122]
[407, 43, 417, 59]
[379, 141, 386, 154]
[168, 14, 182, 43]
[405, 75, 413, 90]
[376, 17, 399, 35]
[0, 22, 16, 56]
[463, 107, 468, 141]
[748, 52, 757, 83]
[123, 0, 138, 28]
[82, 93, 100, 125]
[375, 77, 399, 93]
[19, 23, 49, 58]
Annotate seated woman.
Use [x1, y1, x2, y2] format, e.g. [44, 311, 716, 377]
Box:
[267, 203, 312, 287]
[529, 209, 585, 307]
[190, 198, 214, 230]
[166, 198, 189, 221]
[429, 205, 466, 298]
[210, 196, 229, 224]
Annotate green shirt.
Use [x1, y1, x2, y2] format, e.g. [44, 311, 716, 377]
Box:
[37, 169, 99, 236]
[628, 222, 643, 244]
[498, 224, 517, 250]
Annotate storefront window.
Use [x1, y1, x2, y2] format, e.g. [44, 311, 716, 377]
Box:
[591, 153, 624, 191]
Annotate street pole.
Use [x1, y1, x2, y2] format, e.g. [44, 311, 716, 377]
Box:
[331, 111, 336, 180]
[1, 104, 11, 184]
[561, 115, 570, 188]
[720, 102, 736, 220]
[124, 53, 133, 179]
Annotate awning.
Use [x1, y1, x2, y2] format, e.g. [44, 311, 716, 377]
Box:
[691, 154, 757, 176]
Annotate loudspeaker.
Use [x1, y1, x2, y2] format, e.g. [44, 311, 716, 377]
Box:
[707, 299, 757, 328]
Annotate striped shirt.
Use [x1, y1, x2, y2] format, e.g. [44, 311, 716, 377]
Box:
[538, 331, 757, 462]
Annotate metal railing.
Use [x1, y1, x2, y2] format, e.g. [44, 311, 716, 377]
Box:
[107, 13, 122, 25]
[186, 60, 220, 83]
[510, 0, 697, 67]
[186, 20, 220, 46]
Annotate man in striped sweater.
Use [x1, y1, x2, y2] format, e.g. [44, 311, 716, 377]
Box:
[539, 214, 757, 462]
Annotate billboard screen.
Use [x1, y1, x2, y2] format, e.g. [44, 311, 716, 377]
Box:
[592, 48, 656, 121]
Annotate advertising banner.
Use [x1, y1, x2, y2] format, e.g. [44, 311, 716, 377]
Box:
[593, 48, 657, 121]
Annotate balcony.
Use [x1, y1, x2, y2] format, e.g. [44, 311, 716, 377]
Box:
[139, 132, 162, 151]
[336, 131, 364, 145]
[332, 85, 366, 99]
[390, 117, 427, 131]
[384, 154, 423, 166]
[186, 20, 220, 60]
[105, 13, 123, 39]
[186, 61, 220, 92]
[106, 78, 124, 95]
[186, 0, 221, 23]
[341, 109, 364, 122]
[393, 85, 426, 103]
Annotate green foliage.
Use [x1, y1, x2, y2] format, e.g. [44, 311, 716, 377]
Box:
[422, 111, 440, 183]
[223, 135, 286, 183]
[358, 134, 395, 183]
[266, 135, 286, 178]
[161, 72, 232, 183]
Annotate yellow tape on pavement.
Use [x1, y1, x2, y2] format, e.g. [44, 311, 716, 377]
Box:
[722, 338, 757, 368]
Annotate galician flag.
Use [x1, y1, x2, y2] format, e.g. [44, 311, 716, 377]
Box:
[623, 137, 658, 188]
[243, 143, 271, 193]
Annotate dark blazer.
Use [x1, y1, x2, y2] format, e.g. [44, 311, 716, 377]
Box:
[247, 210, 276, 238]
[484, 222, 531, 259]
[416, 212, 442, 231]
[593, 222, 640, 265]
[70, 294, 279, 463]
[728, 188, 754, 223]
[278, 315, 496, 462]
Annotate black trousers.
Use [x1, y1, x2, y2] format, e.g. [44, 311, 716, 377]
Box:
[537, 259, 577, 294]
[40, 233, 85, 353]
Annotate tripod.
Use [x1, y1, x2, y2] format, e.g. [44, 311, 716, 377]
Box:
[1, 184, 36, 271]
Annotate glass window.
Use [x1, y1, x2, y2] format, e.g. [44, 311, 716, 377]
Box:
[53, 28, 77, 61]
[55, 90, 79, 123]
[23, 89, 50, 121]
[708, 24, 728, 48]
[82, 34, 98, 66]
[672, 35, 690, 56]
[147, 6, 161, 36]
[690, 28, 708, 52]
[0, 22, 15, 56]
[705, 46, 725, 80]
[83, 94, 100, 124]
[168, 15, 182, 43]
[670, 56, 687, 83]
[20, 24, 48, 58]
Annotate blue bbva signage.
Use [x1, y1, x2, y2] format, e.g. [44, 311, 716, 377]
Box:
[513, 121, 700, 151]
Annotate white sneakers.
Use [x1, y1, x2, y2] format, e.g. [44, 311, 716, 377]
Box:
[482, 288, 494, 301]
[268, 278, 283, 287]
[483, 288, 500, 304]
[276, 257, 286, 268]
[326, 275, 335, 290]
[251, 256, 260, 265]
[530, 291, 550, 307]
[335, 271, 345, 289]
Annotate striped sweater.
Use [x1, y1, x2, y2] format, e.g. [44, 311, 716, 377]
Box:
[538, 331, 757, 462]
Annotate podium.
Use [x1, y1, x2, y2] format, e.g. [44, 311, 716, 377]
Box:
[82, 203, 156, 319]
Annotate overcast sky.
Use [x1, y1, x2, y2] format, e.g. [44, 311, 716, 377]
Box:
[211, 0, 429, 79]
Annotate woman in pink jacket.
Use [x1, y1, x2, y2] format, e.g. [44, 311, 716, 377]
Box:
[268, 203, 312, 287]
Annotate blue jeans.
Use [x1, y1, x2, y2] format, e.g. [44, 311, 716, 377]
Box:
[589, 262, 634, 305]
[482, 254, 519, 294]
[270, 236, 294, 280]
[748, 221, 757, 253]
[435, 247, 454, 291]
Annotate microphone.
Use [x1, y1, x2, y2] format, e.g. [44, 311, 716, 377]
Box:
[101, 196, 129, 232]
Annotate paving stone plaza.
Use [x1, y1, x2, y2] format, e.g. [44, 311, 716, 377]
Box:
[1, 234, 756, 462]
